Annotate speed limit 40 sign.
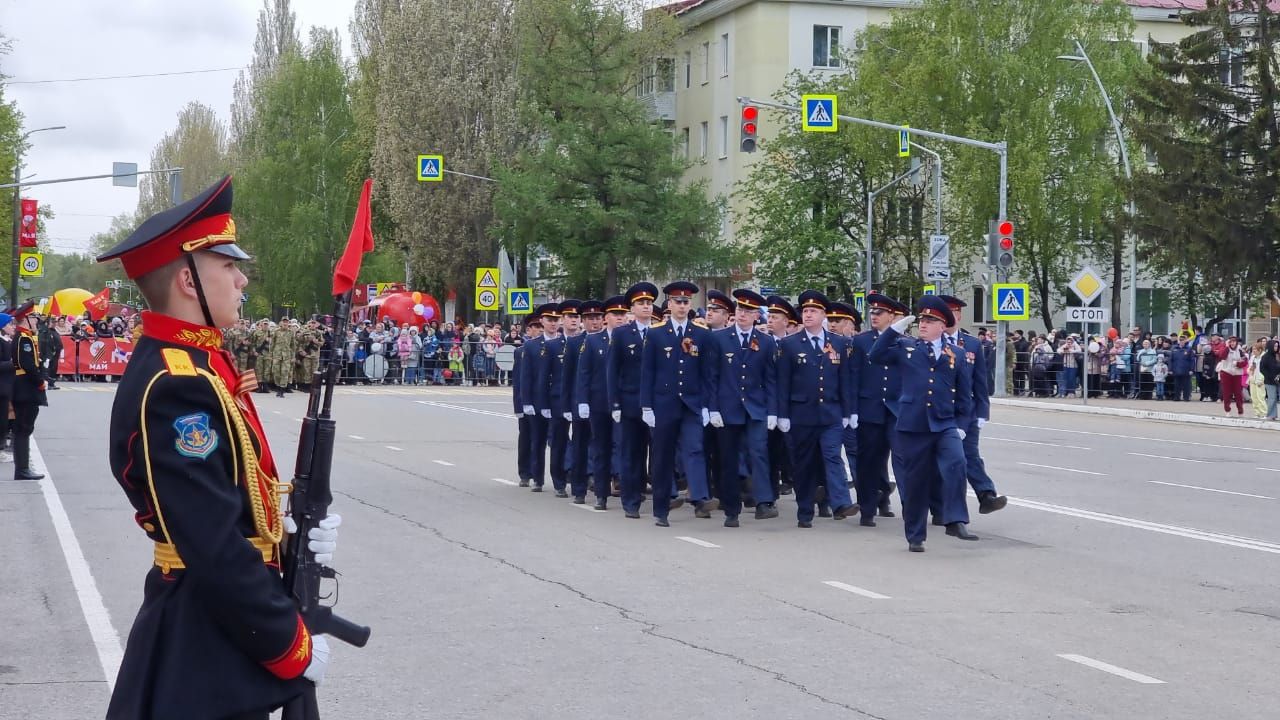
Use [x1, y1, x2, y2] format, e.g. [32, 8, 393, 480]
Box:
[19, 252, 43, 278]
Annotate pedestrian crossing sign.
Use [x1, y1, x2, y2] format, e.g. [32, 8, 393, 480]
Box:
[992, 283, 1030, 320]
[508, 288, 532, 315]
[417, 154, 443, 182]
[922, 284, 937, 296]
[801, 94, 838, 132]
[853, 292, 865, 317]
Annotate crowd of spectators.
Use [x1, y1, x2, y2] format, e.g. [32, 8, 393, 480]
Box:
[339, 318, 518, 387]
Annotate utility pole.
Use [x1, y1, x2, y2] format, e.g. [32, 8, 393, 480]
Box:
[10, 126, 66, 308]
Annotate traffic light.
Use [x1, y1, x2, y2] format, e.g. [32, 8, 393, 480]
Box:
[988, 219, 1014, 269]
[740, 105, 758, 153]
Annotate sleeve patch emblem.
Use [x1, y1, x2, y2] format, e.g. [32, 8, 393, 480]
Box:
[174, 412, 218, 459]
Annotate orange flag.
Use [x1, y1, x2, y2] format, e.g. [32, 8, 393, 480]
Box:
[84, 287, 112, 321]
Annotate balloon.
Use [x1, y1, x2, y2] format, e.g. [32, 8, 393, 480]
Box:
[422, 306, 435, 320]
[413, 303, 426, 316]
[1107, 327, 1119, 340]
[412, 291, 423, 304]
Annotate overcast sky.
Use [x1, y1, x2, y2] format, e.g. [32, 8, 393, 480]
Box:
[1, 0, 356, 255]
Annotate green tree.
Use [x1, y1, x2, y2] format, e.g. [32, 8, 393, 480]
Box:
[0, 30, 26, 297]
[1129, 0, 1280, 328]
[137, 102, 230, 218]
[492, 0, 725, 298]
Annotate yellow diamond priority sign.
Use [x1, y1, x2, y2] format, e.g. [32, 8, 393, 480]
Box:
[1068, 267, 1105, 305]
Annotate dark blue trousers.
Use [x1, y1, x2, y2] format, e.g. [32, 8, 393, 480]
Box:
[962, 423, 996, 495]
[897, 428, 968, 544]
[589, 413, 614, 502]
[619, 416, 650, 514]
[789, 423, 854, 522]
[856, 418, 895, 521]
[548, 417, 569, 491]
[1173, 374, 1192, 401]
[650, 407, 710, 519]
[842, 424, 858, 488]
[611, 422, 622, 476]
[570, 418, 592, 498]
[716, 420, 770, 518]
[517, 415, 532, 481]
[529, 414, 549, 487]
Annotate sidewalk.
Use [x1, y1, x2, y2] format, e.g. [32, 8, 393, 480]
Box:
[993, 394, 1279, 431]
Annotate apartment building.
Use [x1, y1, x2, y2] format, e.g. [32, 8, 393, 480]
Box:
[645, 0, 1220, 333]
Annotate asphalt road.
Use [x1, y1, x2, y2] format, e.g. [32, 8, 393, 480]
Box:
[3, 384, 1279, 719]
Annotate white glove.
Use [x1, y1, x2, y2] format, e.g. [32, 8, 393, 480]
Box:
[709, 411, 724, 428]
[848, 414, 858, 430]
[611, 410, 621, 423]
[701, 408, 710, 427]
[956, 428, 967, 441]
[283, 513, 342, 566]
[642, 408, 656, 428]
[841, 417, 849, 429]
[578, 403, 590, 420]
[540, 409, 551, 419]
[767, 415, 777, 431]
[303, 633, 331, 685]
[891, 314, 916, 334]
[778, 418, 791, 433]
[563, 412, 572, 422]
[976, 418, 987, 429]
[523, 405, 535, 416]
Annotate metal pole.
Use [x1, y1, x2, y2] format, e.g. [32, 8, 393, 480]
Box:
[0, 167, 180, 191]
[994, 147, 1010, 397]
[739, 97, 1005, 152]
[865, 164, 927, 294]
[9, 160, 18, 309]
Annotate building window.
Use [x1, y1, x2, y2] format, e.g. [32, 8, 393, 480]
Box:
[1220, 49, 1244, 86]
[701, 42, 710, 84]
[813, 25, 841, 68]
[681, 127, 690, 159]
[718, 115, 728, 158]
[1136, 288, 1171, 335]
[658, 58, 675, 92]
[699, 121, 708, 158]
[684, 51, 691, 89]
[973, 286, 991, 324]
[720, 33, 729, 77]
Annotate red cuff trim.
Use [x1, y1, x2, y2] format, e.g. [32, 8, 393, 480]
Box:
[263, 615, 311, 679]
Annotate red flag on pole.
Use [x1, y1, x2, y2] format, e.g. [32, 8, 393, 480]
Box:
[84, 287, 112, 321]
[19, 199, 38, 247]
[332, 179, 376, 296]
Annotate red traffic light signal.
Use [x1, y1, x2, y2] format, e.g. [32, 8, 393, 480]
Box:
[999, 237, 1013, 251]
[996, 219, 1014, 268]
[997, 220, 1014, 236]
[740, 106, 759, 153]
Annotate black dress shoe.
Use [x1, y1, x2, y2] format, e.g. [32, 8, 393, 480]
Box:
[14, 468, 43, 480]
[780, 483, 793, 496]
[518, 479, 530, 487]
[833, 503, 859, 520]
[931, 517, 945, 526]
[860, 518, 876, 527]
[655, 518, 670, 528]
[815, 486, 827, 504]
[624, 510, 641, 519]
[877, 501, 896, 518]
[693, 498, 720, 518]
[909, 542, 925, 553]
[594, 499, 608, 511]
[817, 506, 832, 518]
[555, 489, 569, 498]
[946, 522, 979, 541]
[724, 516, 740, 528]
[754, 503, 779, 520]
[978, 492, 1008, 514]
[669, 496, 686, 511]
[531, 485, 544, 493]
[797, 520, 813, 529]
[572, 496, 586, 504]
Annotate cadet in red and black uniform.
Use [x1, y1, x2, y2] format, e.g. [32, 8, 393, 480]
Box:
[97, 176, 339, 720]
[11, 302, 48, 480]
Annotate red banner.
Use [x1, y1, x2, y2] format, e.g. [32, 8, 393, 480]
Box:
[84, 288, 112, 321]
[56, 335, 134, 377]
[19, 198, 37, 247]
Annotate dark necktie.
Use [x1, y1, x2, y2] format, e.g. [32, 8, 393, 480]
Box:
[741, 332, 749, 349]
[929, 343, 938, 361]
[677, 325, 684, 339]
[812, 336, 821, 352]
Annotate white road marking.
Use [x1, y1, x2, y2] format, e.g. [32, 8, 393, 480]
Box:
[32, 439, 124, 692]
[492, 478, 520, 486]
[292, 417, 303, 423]
[822, 580, 891, 600]
[272, 410, 282, 415]
[992, 421, 1280, 455]
[385, 445, 403, 452]
[432, 459, 455, 466]
[1017, 462, 1106, 476]
[1011, 496, 1280, 555]
[1258, 467, 1280, 473]
[417, 400, 516, 419]
[572, 503, 607, 513]
[1129, 452, 1210, 464]
[1148, 481, 1274, 500]
[675, 536, 720, 548]
[1056, 654, 1165, 684]
[348, 435, 365, 440]
[986, 436, 1091, 450]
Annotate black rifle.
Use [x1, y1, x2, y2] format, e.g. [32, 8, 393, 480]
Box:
[282, 290, 371, 720]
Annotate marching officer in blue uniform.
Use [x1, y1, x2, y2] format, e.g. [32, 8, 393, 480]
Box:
[512, 316, 541, 486]
[776, 290, 859, 528]
[765, 296, 797, 500]
[938, 295, 1007, 515]
[701, 290, 734, 507]
[560, 299, 592, 503]
[579, 296, 625, 510]
[536, 300, 576, 497]
[826, 301, 862, 501]
[850, 293, 908, 526]
[869, 296, 976, 552]
[707, 289, 779, 525]
[521, 304, 557, 492]
[608, 282, 658, 519]
[641, 281, 718, 526]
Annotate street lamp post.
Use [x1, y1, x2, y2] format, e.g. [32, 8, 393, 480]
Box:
[1058, 40, 1137, 330]
[10, 125, 67, 308]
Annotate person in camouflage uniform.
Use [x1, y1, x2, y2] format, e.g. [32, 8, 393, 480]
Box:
[249, 318, 273, 393]
[269, 317, 298, 397]
[294, 318, 324, 389]
[222, 320, 244, 372]
[230, 318, 253, 373]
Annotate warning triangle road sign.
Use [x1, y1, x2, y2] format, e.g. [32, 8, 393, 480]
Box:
[477, 269, 499, 288]
[998, 290, 1023, 313]
[808, 102, 832, 125]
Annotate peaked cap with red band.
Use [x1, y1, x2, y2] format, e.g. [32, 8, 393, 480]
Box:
[96, 175, 251, 279]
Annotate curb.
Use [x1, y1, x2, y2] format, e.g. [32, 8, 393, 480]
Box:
[991, 398, 1280, 431]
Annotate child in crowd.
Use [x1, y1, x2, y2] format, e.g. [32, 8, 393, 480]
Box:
[1153, 357, 1169, 400]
